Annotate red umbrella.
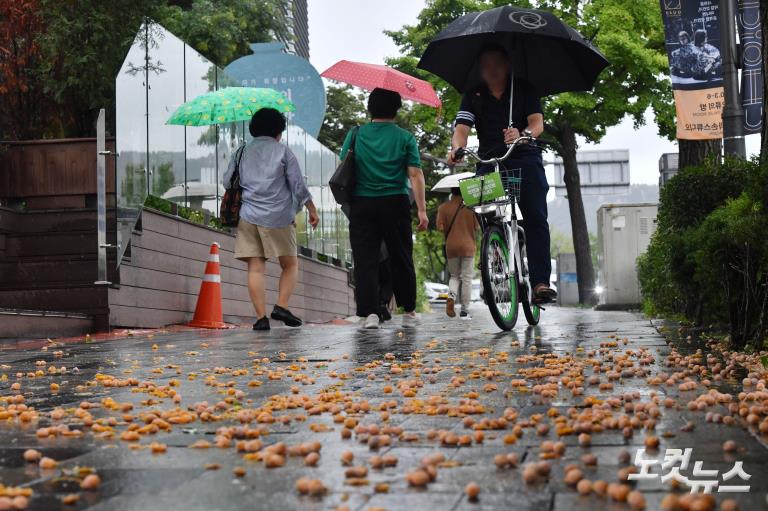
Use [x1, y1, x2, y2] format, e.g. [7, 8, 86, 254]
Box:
[321, 60, 441, 109]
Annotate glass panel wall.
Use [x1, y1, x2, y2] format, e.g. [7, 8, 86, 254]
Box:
[115, 25, 149, 263]
[116, 21, 349, 266]
[184, 44, 218, 213]
[147, 26, 185, 208]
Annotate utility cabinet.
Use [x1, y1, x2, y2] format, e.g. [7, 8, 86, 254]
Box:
[556, 253, 579, 306]
[597, 203, 658, 308]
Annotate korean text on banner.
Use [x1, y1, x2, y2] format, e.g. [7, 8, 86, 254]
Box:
[659, 0, 724, 140]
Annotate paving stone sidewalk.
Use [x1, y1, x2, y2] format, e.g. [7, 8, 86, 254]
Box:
[0, 306, 765, 510]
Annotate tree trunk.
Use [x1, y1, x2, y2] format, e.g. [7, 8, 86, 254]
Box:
[678, 139, 721, 169]
[559, 125, 596, 305]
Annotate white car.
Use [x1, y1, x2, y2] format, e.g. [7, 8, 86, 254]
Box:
[425, 282, 451, 303]
[471, 279, 483, 302]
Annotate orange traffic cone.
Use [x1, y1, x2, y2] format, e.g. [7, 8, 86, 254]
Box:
[188, 242, 227, 328]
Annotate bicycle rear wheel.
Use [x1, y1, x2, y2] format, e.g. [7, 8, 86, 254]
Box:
[519, 241, 541, 326]
[521, 283, 541, 326]
[480, 224, 518, 331]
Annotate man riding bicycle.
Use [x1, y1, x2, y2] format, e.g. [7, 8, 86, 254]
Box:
[448, 44, 556, 304]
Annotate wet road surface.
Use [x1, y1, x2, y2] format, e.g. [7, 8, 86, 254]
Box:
[0, 306, 765, 510]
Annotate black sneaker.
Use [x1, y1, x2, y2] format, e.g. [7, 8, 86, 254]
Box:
[271, 305, 302, 327]
[253, 317, 270, 331]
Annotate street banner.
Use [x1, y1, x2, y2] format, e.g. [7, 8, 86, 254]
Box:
[737, 1, 763, 134]
[659, 0, 724, 140]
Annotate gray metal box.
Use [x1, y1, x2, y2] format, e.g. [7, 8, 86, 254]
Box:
[597, 203, 658, 307]
[556, 253, 579, 306]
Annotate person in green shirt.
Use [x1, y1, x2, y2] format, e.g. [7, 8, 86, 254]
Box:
[340, 88, 428, 329]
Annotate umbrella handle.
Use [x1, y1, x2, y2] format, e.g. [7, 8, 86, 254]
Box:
[508, 67, 515, 129]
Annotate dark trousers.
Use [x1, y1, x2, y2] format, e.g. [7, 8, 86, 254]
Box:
[378, 258, 393, 314]
[350, 195, 416, 317]
[478, 155, 551, 286]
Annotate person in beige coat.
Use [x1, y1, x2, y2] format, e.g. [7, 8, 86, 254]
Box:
[437, 188, 479, 318]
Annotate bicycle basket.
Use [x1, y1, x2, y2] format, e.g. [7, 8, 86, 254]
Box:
[502, 168, 522, 203]
[459, 172, 506, 206]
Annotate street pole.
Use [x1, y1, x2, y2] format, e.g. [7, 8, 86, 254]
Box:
[719, 0, 746, 157]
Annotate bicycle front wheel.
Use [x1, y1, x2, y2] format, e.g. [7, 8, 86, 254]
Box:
[480, 224, 518, 331]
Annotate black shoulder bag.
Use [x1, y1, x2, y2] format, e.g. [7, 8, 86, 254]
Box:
[329, 127, 359, 205]
[220, 145, 246, 227]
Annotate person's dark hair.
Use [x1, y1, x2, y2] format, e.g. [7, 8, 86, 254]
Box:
[693, 29, 707, 46]
[249, 107, 286, 138]
[451, 187, 461, 196]
[367, 88, 402, 119]
[479, 43, 509, 60]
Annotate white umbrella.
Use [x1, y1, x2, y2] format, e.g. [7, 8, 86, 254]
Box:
[431, 172, 475, 193]
[162, 182, 226, 210]
[162, 182, 225, 202]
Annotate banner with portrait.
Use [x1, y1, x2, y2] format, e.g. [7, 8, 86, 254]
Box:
[659, 0, 724, 140]
[737, 1, 763, 134]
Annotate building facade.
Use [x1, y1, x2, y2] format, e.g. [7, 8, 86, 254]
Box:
[551, 149, 630, 197]
[658, 152, 678, 187]
[276, 0, 310, 60]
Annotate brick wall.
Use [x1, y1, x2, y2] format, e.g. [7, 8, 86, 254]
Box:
[109, 209, 355, 328]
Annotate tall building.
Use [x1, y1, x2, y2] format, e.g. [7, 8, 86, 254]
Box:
[276, 0, 310, 60]
[658, 153, 678, 187]
[551, 149, 630, 197]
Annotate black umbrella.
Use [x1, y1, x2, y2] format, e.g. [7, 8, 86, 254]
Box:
[418, 5, 609, 101]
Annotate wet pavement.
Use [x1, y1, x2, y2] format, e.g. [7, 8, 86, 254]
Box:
[0, 306, 766, 510]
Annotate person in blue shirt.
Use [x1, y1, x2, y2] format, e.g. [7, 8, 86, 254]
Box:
[224, 108, 319, 330]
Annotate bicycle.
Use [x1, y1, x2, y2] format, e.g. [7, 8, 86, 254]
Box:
[454, 136, 544, 331]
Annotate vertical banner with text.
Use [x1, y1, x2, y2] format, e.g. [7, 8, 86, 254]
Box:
[659, 0, 724, 140]
[737, 0, 763, 134]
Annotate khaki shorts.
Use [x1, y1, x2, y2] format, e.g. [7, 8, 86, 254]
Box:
[235, 219, 297, 260]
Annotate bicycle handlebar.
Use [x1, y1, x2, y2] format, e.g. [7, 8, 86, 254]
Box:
[455, 136, 545, 165]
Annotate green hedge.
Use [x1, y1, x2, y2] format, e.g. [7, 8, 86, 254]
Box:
[638, 157, 768, 348]
[144, 195, 224, 230]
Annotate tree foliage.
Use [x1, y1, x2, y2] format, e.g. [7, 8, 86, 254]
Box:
[158, 0, 281, 66]
[549, 226, 573, 259]
[638, 158, 768, 348]
[536, 0, 675, 147]
[0, 0, 47, 140]
[318, 85, 367, 153]
[0, 0, 283, 140]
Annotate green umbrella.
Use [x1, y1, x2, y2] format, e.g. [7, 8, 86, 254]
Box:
[166, 87, 296, 126]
